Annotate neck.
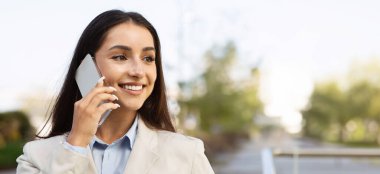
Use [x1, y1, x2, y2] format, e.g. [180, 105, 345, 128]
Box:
[95, 107, 137, 144]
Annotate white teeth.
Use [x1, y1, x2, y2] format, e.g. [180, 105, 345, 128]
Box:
[123, 85, 143, 91]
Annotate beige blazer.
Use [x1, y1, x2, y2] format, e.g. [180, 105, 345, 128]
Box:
[16, 119, 215, 174]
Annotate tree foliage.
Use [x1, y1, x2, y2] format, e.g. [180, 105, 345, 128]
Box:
[179, 42, 262, 135]
[303, 59, 380, 145]
[0, 111, 34, 144]
[0, 111, 35, 168]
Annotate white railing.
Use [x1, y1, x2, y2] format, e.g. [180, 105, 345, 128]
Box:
[261, 148, 276, 174]
[261, 147, 380, 174]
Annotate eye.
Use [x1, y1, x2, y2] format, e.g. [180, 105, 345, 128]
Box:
[112, 54, 127, 61]
[143, 56, 155, 63]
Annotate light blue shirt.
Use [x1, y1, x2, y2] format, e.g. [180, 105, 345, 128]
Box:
[63, 117, 138, 174]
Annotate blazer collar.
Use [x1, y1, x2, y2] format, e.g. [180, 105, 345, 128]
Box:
[81, 118, 159, 174]
[123, 118, 159, 174]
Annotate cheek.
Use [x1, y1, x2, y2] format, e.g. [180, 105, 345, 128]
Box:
[149, 68, 157, 85]
[98, 63, 122, 84]
[96, 59, 110, 75]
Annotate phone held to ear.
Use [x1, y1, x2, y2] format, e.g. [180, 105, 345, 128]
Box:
[75, 54, 112, 126]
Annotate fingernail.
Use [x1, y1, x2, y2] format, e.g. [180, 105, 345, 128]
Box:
[115, 104, 120, 108]
[97, 76, 105, 83]
[112, 94, 119, 100]
[109, 87, 117, 91]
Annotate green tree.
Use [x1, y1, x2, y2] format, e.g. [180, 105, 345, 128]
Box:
[179, 42, 262, 135]
[0, 111, 35, 168]
[303, 58, 380, 145]
[302, 82, 347, 141]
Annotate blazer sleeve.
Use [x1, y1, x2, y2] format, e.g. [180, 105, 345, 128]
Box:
[191, 139, 215, 174]
[16, 143, 41, 174]
[16, 149, 40, 174]
[16, 139, 92, 174]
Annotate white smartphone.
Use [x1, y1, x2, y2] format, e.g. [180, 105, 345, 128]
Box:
[75, 54, 111, 126]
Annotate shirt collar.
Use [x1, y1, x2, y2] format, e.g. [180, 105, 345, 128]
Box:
[126, 115, 138, 148]
[90, 115, 139, 149]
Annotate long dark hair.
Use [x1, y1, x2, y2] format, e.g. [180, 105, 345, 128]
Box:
[39, 10, 175, 138]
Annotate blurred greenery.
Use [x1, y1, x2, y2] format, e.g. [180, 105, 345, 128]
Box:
[0, 141, 24, 169]
[302, 59, 380, 146]
[0, 111, 34, 169]
[178, 42, 262, 154]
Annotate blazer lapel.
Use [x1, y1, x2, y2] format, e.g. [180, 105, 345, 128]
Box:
[123, 119, 159, 174]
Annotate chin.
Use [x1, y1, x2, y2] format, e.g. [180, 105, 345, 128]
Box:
[119, 100, 144, 111]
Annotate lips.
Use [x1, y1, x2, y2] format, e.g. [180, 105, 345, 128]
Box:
[118, 82, 146, 95]
[121, 84, 143, 91]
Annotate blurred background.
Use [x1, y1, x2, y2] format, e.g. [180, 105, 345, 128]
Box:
[1, 0, 380, 173]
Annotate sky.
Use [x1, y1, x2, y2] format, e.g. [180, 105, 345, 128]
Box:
[1, 0, 380, 133]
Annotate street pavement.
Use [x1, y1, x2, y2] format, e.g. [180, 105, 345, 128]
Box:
[211, 130, 380, 174]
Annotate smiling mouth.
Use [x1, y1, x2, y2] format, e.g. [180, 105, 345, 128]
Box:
[118, 83, 146, 91]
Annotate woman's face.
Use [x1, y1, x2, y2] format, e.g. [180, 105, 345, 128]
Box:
[94, 22, 157, 111]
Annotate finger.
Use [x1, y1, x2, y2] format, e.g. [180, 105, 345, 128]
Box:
[94, 76, 117, 92]
[95, 76, 105, 88]
[87, 93, 119, 111]
[96, 103, 120, 116]
[86, 86, 117, 102]
[81, 85, 117, 106]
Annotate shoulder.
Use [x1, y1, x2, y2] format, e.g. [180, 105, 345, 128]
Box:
[22, 135, 66, 162]
[155, 130, 205, 153]
[18, 134, 93, 173]
[24, 135, 66, 151]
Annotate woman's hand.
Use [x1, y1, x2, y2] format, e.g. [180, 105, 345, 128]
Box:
[67, 76, 120, 147]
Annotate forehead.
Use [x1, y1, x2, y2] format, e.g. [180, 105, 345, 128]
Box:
[102, 22, 154, 49]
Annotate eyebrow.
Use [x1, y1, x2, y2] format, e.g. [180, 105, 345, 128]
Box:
[108, 45, 155, 52]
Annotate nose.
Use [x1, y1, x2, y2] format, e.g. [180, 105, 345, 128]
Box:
[127, 59, 144, 79]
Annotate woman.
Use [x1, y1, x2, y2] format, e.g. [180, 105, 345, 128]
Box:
[16, 10, 214, 174]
